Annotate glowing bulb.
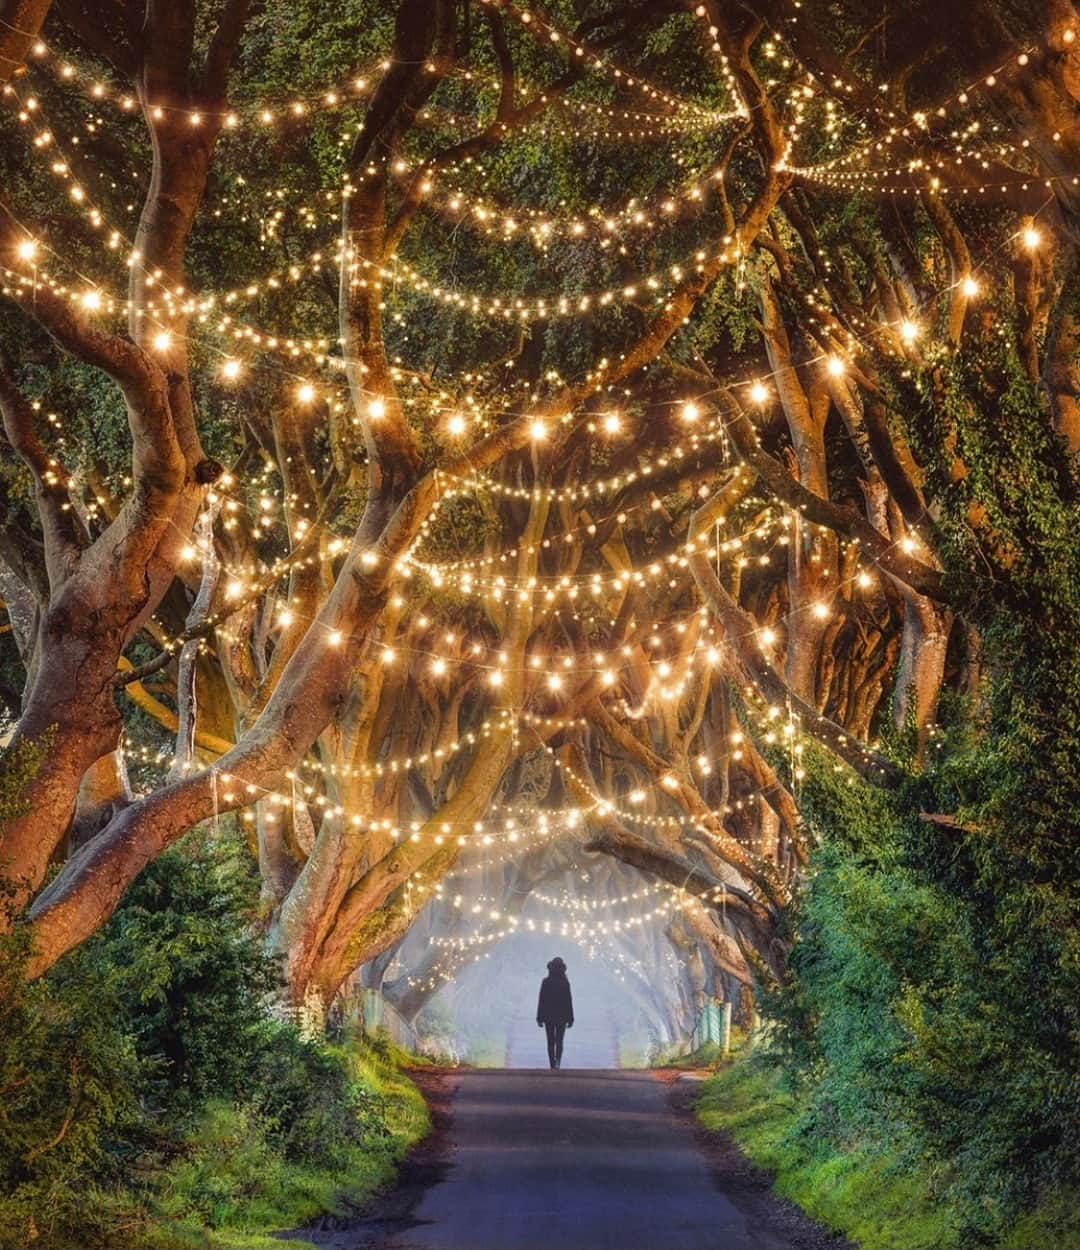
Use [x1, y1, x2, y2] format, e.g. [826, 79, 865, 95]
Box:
[899, 319, 920, 344]
[16, 239, 37, 262]
[812, 601, 830, 619]
[680, 401, 700, 423]
[1021, 225, 1041, 250]
[327, 629, 343, 646]
[826, 355, 846, 377]
[368, 397, 386, 419]
[489, 670, 505, 688]
[297, 382, 315, 403]
[856, 570, 873, 588]
[80, 289, 102, 312]
[221, 358, 242, 380]
[447, 412, 466, 436]
[961, 275, 980, 298]
[603, 412, 622, 435]
[152, 330, 171, 352]
[381, 647, 396, 664]
[431, 657, 447, 676]
[749, 381, 769, 405]
[530, 419, 548, 441]
[760, 627, 776, 645]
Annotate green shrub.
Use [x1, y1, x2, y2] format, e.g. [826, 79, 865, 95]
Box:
[0, 917, 149, 1249]
[250, 1022, 385, 1164]
[0, 828, 429, 1250]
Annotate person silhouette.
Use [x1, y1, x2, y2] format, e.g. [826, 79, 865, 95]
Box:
[536, 956, 574, 1069]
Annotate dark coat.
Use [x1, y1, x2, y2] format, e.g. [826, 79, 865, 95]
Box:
[536, 971, 574, 1025]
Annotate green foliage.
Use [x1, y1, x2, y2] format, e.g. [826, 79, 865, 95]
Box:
[0, 830, 428, 1250]
[98, 830, 280, 1113]
[698, 1060, 1080, 1250]
[0, 916, 148, 1248]
[752, 701, 1079, 1243]
[753, 738, 1080, 1245]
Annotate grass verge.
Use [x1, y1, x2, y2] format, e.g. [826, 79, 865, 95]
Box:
[138, 1037, 430, 1250]
[695, 1059, 1077, 1250]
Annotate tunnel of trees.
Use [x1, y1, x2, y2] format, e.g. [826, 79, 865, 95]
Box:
[0, 0, 1077, 1246]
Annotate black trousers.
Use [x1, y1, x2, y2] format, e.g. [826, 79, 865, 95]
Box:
[545, 1022, 567, 1068]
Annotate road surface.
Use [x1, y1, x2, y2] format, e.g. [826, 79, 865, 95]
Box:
[327, 1069, 832, 1250]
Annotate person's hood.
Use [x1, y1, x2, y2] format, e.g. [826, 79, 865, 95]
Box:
[547, 957, 567, 975]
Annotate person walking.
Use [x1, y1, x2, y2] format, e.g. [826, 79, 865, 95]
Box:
[536, 956, 574, 1069]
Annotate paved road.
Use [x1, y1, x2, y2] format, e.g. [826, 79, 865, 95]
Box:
[372, 1070, 801, 1250]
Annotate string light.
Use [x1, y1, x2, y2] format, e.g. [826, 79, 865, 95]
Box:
[5, 0, 1051, 982]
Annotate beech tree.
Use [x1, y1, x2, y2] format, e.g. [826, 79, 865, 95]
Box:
[1, 0, 1078, 1026]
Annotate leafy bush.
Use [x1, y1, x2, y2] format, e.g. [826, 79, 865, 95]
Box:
[0, 913, 149, 1249]
[250, 1022, 388, 1164]
[745, 737, 1080, 1248]
[0, 827, 428, 1250]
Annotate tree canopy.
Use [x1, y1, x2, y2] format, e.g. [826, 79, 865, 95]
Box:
[0, 6, 1077, 1219]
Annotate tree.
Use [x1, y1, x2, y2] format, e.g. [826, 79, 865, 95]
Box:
[1, 0, 1078, 1038]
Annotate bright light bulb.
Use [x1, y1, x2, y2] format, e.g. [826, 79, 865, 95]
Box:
[749, 381, 769, 405]
[812, 601, 830, 619]
[431, 657, 447, 676]
[16, 239, 37, 261]
[297, 382, 315, 403]
[327, 629, 343, 646]
[152, 330, 171, 352]
[367, 397, 386, 419]
[547, 673, 563, 691]
[961, 275, 980, 298]
[489, 669, 504, 688]
[899, 319, 920, 344]
[447, 412, 466, 436]
[603, 412, 622, 435]
[530, 419, 548, 441]
[857, 570, 872, 588]
[826, 355, 846, 377]
[81, 289, 102, 312]
[1021, 225, 1041, 250]
[760, 627, 776, 645]
[221, 358, 242, 380]
[680, 401, 700, 423]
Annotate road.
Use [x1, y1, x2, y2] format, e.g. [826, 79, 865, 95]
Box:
[332, 1069, 827, 1250]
